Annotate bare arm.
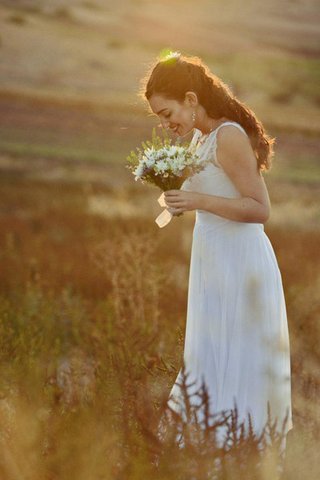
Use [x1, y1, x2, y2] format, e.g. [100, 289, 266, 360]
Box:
[164, 125, 271, 222]
[196, 126, 271, 223]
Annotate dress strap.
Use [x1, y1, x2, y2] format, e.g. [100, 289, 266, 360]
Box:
[214, 121, 247, 137]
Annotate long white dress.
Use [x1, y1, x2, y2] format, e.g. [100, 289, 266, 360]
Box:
[165, 121, 293, 447]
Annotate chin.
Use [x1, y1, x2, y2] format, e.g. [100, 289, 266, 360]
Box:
[178, 126, 194, 138]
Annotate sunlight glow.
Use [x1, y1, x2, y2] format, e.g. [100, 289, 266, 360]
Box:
[159, 48, 182, 63]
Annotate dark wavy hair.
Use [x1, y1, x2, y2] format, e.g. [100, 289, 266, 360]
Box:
[139, 52, 275, 172]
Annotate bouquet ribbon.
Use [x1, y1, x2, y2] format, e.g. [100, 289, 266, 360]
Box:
[155, 192, 173, 228]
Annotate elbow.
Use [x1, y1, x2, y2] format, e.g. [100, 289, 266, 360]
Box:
[242, 202, 270, 224]
[240, 198, 270, 223]
[259, 205, 270, 224]
[260, 212, 270, 224]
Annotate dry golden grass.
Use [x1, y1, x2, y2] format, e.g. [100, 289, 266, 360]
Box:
[0, 166, 319, 479]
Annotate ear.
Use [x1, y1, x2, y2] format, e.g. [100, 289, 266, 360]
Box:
[184, 91, 198, 107]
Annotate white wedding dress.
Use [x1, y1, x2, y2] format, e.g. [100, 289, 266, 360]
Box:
[164, 121, 293, 448]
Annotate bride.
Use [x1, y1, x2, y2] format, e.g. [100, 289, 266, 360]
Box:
[140, 51, 293, 453]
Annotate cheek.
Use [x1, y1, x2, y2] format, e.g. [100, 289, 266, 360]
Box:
[181, 110, 191, 124]
[174, 110, 189, 124]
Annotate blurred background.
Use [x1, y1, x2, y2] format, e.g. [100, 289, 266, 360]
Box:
[0, 1, 319, 479]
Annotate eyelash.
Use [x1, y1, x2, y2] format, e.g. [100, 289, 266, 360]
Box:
[164, 113, 171, 119]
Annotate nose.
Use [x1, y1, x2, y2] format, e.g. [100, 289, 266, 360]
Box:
[158, 120, 170, 130]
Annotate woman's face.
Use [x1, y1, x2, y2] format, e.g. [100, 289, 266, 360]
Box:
[148, 93, 195, 137]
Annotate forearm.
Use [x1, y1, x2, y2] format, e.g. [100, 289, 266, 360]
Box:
[196, 192, 269, 223]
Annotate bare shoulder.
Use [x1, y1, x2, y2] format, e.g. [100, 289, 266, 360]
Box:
[215, 124, 258, 172]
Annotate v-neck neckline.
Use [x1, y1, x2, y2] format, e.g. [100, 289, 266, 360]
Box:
[194, 127, 217, 149]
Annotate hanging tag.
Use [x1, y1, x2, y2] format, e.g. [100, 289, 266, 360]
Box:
[157, 192, 167, 207]
[155, 208, 173, 228]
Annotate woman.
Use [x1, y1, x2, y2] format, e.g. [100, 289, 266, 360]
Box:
[142, 52, 293, 450]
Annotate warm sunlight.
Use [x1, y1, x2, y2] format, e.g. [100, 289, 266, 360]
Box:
[0, 1, 319, 479]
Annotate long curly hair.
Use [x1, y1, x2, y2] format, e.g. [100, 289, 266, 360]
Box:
[139, 52, 275, 172]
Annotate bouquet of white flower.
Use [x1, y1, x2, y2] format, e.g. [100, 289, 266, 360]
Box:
[126, 128, 208, 227]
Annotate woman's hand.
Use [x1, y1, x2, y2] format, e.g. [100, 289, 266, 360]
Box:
[164, 190, 201, 215]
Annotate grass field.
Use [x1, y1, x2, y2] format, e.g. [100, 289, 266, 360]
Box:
[0, 0, 319, 478]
